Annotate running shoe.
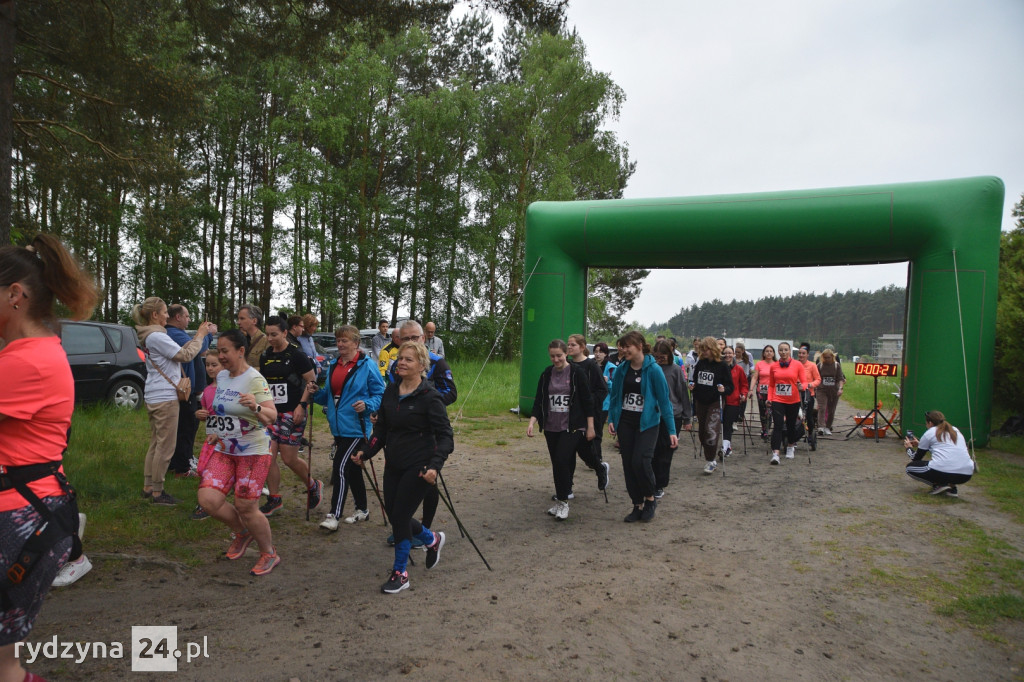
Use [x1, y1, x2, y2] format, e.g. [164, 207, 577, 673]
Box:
[640, 499, 657, 522]
[551, 492, 575, 501]
[225, 530, 253, 559]
[553, 500, 569, 521]
[250, 550, 281, 576]
[785, 447, 795, 459]
[344, 509, 369, 524]
[597, 461, 610, 491]
[945, 486, 959, 498]
[52, 555, 92, 587]
[320, 514, 340, 531]
[190, 505, 209, 521]
[930, 484, 952, 496]
[723, 446, 732, 458]
[260, 496, 283, 516]
[307, 479, 324, 511]
[770, 453, 780, 465]
[151, 492, 181, 506]
[823, 428, 833, 436]
[425, 531, 446, 569]
[654, 488, 665, 499]
[382, 569, 410, 594]
[623, 506, 643, 523]
[703, 460, 718, 474]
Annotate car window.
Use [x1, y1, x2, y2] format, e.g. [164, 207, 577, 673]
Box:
[101, 327, 123, 352]
[62, 324, 108, 355]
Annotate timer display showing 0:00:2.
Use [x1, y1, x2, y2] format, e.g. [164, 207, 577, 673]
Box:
[853, 362, 898, 377]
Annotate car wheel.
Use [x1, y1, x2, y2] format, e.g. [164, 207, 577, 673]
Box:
[108, 379, 143, 409]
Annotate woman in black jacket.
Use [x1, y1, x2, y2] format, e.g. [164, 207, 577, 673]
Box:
[355, 342, 453, 594]
[687, 336, 733, 475]
[527, 339, 595, 521]
[567, 334, 610, 491]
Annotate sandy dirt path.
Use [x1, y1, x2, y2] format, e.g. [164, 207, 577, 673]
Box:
[28, 398, 1024, 681]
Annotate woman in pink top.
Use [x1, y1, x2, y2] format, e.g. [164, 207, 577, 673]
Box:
[768, 342, 806, 464]
[750, 345, 776, 440]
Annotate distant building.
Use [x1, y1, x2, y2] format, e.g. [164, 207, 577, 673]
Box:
[873, 333, 904, 363]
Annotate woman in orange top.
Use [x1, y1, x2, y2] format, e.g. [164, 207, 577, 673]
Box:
[0, 235, 99, 682]
[750, 345, 776, 440]
[797, 344, 821, 437]
[768, 342, 806, 465]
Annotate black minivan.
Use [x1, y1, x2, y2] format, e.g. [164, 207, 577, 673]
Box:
[60, 320, 147, 408]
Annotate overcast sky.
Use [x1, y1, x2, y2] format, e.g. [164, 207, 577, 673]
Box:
[562, 0, 1024, 326]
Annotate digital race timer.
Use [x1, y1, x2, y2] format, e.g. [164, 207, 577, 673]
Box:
[854, 362, 898, 377]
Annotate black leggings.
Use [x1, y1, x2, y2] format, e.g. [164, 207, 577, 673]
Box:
[723, 403, 743, 441]
[756, 392, 770, 434]
[546, 430, 582, 501]
[771, 402, 800, 451]
[906, 460, 973, 487]
[330, 436, 368, 517]
[617, 420, 658, 505]
[383, 464, 434, 547]
[652, 416, 681, 489]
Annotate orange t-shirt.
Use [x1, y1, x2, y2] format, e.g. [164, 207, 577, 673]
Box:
[0, 335, 72, 511]
[769, 360, 806, 404]
[802, 360, 821, 396]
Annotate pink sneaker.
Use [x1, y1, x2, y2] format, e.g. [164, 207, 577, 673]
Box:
[225, 531, 253, 560]
[250, 550, 281, 576]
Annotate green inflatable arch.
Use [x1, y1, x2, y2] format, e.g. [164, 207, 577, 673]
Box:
[519, 176, 1004, 446]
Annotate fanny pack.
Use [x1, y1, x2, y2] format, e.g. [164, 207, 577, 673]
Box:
[0, 462, 81, 605]
[145, 348, 191, 400]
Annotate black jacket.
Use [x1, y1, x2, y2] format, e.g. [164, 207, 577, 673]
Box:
[690, 358, 734, 404]
[531, 363, 595, 432]
[365, 378, 454, 473]
[571, 356, 608, 408]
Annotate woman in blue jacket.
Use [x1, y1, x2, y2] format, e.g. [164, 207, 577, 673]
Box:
[607, 331, 677, 523]
[310, 325, 385, 531]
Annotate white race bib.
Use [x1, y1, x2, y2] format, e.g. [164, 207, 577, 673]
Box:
[758, 383, 769, 395]
[548, 394, 570, 413]
[209, 414, 245, 439]
[775, 383, 793, 397]
[697, 370, 715, 386]
[269, 383, 288, 404]
[623, 392, 644, 412]
[822, 377, 835, 386]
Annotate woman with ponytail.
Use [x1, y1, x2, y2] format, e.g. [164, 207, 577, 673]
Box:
[0, 235, 99, 682]
[904, 410, 974, 497]
[133, 298, 215, 506]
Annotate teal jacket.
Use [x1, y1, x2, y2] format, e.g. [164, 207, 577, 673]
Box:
[607, 353, 677, 435]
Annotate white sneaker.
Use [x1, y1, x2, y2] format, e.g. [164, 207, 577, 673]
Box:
[344, 509, 369, 524]
[554, 500, 569, 520]
[703, 460, 718, 474]
[785, 447, 795, 459]
[320, 514, 340, 531]
[823, 428, 832, 436]
[52, 555, 92, 587]
[770, 453, 780, 465]
[547, 503, 560, 516]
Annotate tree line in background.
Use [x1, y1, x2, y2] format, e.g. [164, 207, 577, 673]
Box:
[649, 284, 907, 358]
[994, 193, 1024, 413]
[3, 0, 643, 357]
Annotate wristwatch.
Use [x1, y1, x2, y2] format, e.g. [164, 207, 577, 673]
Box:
[256, 405, 262, 413]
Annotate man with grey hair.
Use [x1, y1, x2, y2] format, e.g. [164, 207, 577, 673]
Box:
[424, 321, 445, 357]
[236, 304, 268, 367]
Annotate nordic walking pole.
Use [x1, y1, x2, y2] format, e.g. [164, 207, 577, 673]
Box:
[717, 391, 726, 478]
[433, 477, 492, 571]
[306, 405, 314, 522]
[364, 459, 389, 526]
[437, 471, 464, 538]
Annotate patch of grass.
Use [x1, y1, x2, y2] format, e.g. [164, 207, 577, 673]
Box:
[449, 359, 520, 418]
[842, 374, 901, 413]
[987, 434, 1024, 457]
[973, 449, 1024, 524]
[65, 404, 254, 563]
